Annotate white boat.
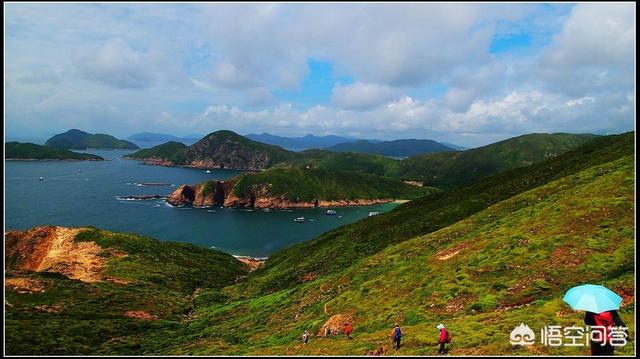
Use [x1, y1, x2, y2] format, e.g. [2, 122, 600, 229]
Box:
[205, 170, 211, 173]
[326, 209, 337, 215]
[368, 211, 380, 217]
[294, 217, 305, 223]
[39, 177, 45, 181]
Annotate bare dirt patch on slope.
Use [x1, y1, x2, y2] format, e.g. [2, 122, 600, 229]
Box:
[5, 226, 108, 283]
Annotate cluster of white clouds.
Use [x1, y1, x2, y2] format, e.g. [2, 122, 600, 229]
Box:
[4, 3, 635, 146]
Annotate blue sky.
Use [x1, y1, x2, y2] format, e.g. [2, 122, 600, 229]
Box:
[4, 3, 635, 147]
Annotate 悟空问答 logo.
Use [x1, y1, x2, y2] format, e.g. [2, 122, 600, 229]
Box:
[510, 323, 536, 346]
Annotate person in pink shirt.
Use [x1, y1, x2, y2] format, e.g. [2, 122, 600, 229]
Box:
[437, 323, 450, 354]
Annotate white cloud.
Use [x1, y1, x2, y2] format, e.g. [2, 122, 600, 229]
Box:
[331, 82, 400, 110]
[74, 39, 156, 89]
[540, 3, 635, 68]
[4, 3, 635, 146]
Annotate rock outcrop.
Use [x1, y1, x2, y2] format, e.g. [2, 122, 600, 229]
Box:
[167, 180, 237, 207]
[167, 179, 394, 209]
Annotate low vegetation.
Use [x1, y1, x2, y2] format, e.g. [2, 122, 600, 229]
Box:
[5, 142, 104, 161]
[124, 141, 188, 163]
[45, 129, 139, 150]
[232, 167, 437, 202]
[5, 132, 634, 355]
[5, 228, 247, 355]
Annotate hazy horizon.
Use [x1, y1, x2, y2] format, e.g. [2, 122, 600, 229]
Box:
[5, 3, 635, 147]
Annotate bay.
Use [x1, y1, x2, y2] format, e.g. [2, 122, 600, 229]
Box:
[4, 149, 397, 257]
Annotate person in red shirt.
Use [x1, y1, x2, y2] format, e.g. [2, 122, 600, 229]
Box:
[437, 323, 450, 354]
[344, 322, 353, 340]
[584, 310, 628, 356]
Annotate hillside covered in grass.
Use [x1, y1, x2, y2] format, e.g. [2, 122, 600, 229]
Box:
[5, 142, 104, 161]
[241, 132, 632, 294]
[125, 131, 595, 191]
[179, 148, 633, 356]
[124, 141, 188, 163]
[5, 227, 247, 355]
[397, 133, 598, 189]
[232, 167, 437, 202]
[167, 167, 438, 209]
[45, 129, 139, 150]
[326, 138, 455, 157]
[9, 132, 632, 355]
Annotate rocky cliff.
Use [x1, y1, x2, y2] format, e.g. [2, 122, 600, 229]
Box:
[167, 179, 394, 209]
[167, 180, 238, 207]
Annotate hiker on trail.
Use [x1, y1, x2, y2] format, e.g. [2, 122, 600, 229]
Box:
[344, 322, 353, 340]
[302, 330, 309, 344]
[437, 323, 450, 354]
[584, 310, 628, 356]
[391, 324, 403, 350]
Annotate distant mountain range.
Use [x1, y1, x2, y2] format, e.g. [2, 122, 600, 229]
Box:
[126, 130, 602, 192]
[127, 132, 202, 148]
[245, 133, 362, 151]
[45, 129, 139, 150]
[326, 139, 455, 157]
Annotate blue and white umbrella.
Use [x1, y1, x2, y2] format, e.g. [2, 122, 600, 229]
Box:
[562, 284, 622, 313]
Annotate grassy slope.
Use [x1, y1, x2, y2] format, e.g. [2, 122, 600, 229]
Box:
[398, 133, 598, 189]
[151, 151, 634, 356]
[5, 228, 247, 355]
[327, 139, 454, 157]
[287, 150, 402, 177]
[5, 142, 104, 160]
[232, 167, 437, 202]
[124, 141, 188, 162]
[4, 132, 634, 355]
[238, 133, 632, 296]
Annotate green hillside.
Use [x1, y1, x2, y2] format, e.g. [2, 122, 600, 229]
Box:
[45, 129, 139, 150]
[5, 227, 247, 355]
[7, 132, 633, 355]
[179, 130, 299, 169]
[5, 142, 104, 161]
[124, 141, 188, 163]
[398, 133, 598, 189]
[123, 132, 596, 190]
[240, 132, 632, 295]
[287, 150, 402, 177]
[172, 150, 632, 356]
[232, 168, 437, 202]
[327, 139, 455, 157]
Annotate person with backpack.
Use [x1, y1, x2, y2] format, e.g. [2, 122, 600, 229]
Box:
[391, 324, 404, 350]
[344, 322, 353, 340]
[437, 323, 451, 354]
[584, 310, 628, 355]
[302, 330, 309, 344]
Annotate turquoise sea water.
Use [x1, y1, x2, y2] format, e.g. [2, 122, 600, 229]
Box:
[4, 150, 397, 257]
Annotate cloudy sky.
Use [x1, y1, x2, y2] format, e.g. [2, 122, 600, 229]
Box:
[4, 2, 635, 147]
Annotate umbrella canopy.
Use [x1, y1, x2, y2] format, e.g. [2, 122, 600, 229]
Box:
[562, 284, 622, 313]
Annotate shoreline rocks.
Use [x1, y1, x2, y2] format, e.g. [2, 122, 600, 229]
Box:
[167, 180, 394, 209]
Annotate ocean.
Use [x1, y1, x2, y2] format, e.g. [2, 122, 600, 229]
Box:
[4, 149, 397, 257]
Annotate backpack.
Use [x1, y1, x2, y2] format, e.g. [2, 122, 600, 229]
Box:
[394, 327, 402, 339]
[445, 330, 452, 344]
